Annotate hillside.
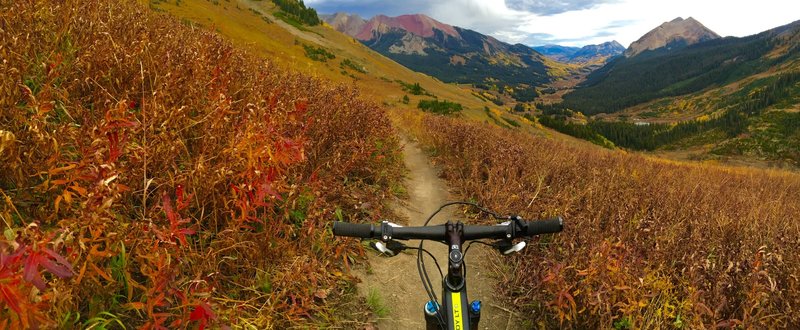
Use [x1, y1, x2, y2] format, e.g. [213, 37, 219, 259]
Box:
[542, 70, 800, 166]
[396, 109, 800, 328]
[146, 1, 545, 129]
[563, 19, 800, 115]
[624, 71, 800, 167]
[323, 13, 552, 103]
[537, 19, 800, 167]
[1, 0, 405, 327]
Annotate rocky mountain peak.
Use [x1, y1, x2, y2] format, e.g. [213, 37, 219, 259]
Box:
[322, 12, 366, 37]
[322, 13, 461, 41]
[624, 17, 720, 57]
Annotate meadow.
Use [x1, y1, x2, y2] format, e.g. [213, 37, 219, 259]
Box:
[4, 0, 800, 329]
[0, 0, 401, 328]
[396, 109, 800, 328]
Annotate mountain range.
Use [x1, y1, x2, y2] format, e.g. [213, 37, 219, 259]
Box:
[563, 18, 800, 114]
[540, 17, 800, 166]
[533, 41, 625, 63]
[144, 1, 800, 168]
[322, 12, 551, 101]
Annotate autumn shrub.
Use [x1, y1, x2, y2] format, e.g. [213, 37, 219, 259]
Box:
[395, 109, 800, 329]
[0, 0, 401, 328]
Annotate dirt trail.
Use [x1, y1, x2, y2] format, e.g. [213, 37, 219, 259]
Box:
[354, 138, 523, 329]
[239, 0, 331, 47]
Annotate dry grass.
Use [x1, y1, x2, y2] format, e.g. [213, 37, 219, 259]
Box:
[0, 0, 401, 328]
[149, 0, 503, 121]
[394, 109, 800, 329]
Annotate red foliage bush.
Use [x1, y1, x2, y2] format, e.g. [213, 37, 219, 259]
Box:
[401, 111, 800, 328]
[0, 0, 401, 328]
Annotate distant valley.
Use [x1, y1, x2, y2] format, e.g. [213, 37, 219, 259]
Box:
[148, 0, 800, 168]
[321, 10, 799, 167]
[545, 17, 800, 167]
[322, 12, 634, 104]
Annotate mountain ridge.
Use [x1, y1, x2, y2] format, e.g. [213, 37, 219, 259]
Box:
[532, 44, 580, 62]
[357, 14, 460, 41]
[534, 41, 625, 63]
[323, 12, 553, 101]
[564, 18, 800, 115]
[570, 41, 625, 63]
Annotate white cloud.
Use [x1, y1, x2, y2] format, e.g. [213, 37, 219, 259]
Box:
[519, 0, 800, 46]
[427, 0, 525, 38]
[505, 0, 619, 15]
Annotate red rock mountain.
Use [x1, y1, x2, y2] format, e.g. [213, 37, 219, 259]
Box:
[320, 12, 551, 99]
[323, 13, 461, 41]
[624, 17, 720, 57]
[355, 14, 460, 40]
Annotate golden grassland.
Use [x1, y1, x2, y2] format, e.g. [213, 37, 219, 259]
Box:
[393, 109, 800, 328]
[146, 0, 511, 123]
[0, 0, 403, 328]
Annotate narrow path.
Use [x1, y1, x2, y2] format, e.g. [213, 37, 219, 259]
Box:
[355, 138, 523, 329]
[239, 0, 331, 47]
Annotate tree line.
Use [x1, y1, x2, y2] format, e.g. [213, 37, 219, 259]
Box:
[271, 0, 320, 26]
[418, 99, 463, 115]
[540, 71, 800, 150]
[562, 33, 782, 115]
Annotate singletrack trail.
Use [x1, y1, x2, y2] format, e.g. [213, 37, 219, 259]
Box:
[354, 138, 524, 329]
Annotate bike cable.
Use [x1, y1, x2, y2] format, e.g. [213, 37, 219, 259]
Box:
[417, 201, 504, 328]
[416, 243, 447, 326]
[421, 201, 505, 226]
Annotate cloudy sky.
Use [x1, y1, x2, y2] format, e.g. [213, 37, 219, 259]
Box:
[306, 0, 799, 47]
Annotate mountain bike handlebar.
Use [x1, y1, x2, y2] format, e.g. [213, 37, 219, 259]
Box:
[332, 204, 564, 330]
[332, 216, 563, 241]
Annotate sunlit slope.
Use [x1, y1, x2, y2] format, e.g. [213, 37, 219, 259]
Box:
[543, 21, 800, 168]
[1, 0, 404, 327]
[597, 58, 800, 123]
[396, 109, 800, 329]
[593, 58, 800, 167]
[564, 20, 800, 115]
[148, 0, 526, 124]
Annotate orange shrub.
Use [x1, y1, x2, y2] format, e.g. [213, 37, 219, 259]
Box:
[398, 110, 800, 329]
[0, 0, 400, 328]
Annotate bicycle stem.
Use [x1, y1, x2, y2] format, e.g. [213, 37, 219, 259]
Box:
[445, 221, 466, 292]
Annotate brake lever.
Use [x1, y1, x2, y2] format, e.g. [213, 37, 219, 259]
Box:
[494, 240, 527, 255]
[370, 240, 407, 257]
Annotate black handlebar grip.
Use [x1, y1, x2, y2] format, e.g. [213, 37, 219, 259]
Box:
[525, 216, 563, 236]
[332, 221, 376, 238]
